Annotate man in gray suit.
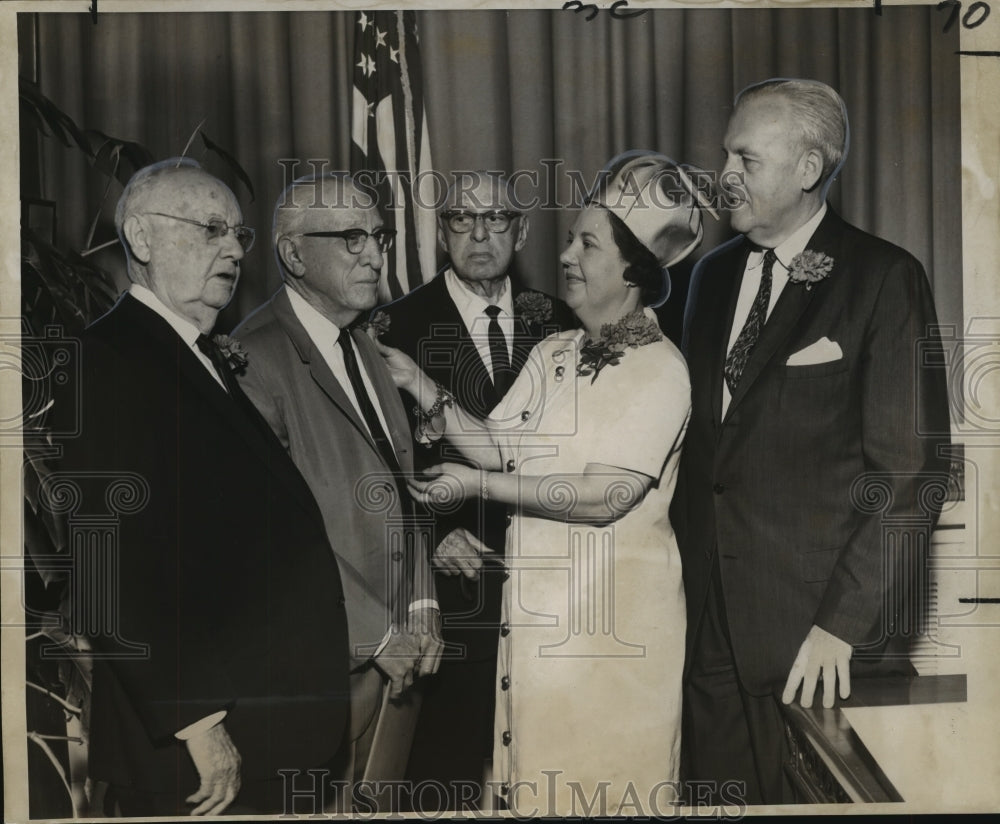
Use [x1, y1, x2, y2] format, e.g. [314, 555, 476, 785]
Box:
[234, 173, 441, 806]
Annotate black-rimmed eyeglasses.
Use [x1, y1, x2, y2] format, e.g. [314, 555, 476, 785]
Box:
[299, 228, 396, 255]
[144, 212, 255, 252]
[441, 210, 521, 235]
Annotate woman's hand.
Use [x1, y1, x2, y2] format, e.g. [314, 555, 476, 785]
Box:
[408, 463, 480, 509]
[374, 340, 420, 393]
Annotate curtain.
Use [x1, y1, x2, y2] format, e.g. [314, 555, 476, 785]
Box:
[26, 7, 961, 336]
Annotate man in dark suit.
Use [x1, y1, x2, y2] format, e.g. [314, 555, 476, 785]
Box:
[58, 160, 351, 816]
[377, 171, 573, 805]
[678, 79, 951, 804]
[233, 173, 440, 806]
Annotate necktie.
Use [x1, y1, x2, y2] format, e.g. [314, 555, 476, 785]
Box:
[485, 304, 513, 396]
[337, 330, 401, 474]
[196, 334, 238, 394]
[723, 249, 777, 394]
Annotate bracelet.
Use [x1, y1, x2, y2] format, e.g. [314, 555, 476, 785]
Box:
[413, 382, 456, 445]
[481, 471, 490, 501]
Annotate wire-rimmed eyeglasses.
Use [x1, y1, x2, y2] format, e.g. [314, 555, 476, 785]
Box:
[143, 212, 256, 252]
[440, 209, 521, 235]
[299, 228, 396, 255]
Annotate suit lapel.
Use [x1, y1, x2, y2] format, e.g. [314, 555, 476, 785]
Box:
[115, 295, 321, 516]
[723, 209, 842, 420]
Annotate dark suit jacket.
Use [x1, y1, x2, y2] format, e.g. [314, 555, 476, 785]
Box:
[377, 270, 575, 661]
[234, 286, 432, 669]
[678, 207, 951, 694]
[58, 293, 351, 794]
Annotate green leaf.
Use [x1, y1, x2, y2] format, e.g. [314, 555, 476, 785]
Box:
[200, 130, 255, 202]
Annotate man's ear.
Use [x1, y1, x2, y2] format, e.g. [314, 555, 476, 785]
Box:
[800, 148, 824, 192]
[122, 215, 151, 264]
[277, 235, 306, 279]
[513, 214, 530, 252]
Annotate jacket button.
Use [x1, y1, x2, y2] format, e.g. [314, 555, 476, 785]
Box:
[500, 783, 509, 795]
[500, 622, 511, 637]
[391, 550, 403, 561]
[501, 676, 510, 690]
[502, 731, 512, 746]
[521, 410, 530, 421]
[506, 459, 516, 472]
[713, 483, 725, 494]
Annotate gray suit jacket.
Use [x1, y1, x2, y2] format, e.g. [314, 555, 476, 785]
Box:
[234, 286, 431, 666]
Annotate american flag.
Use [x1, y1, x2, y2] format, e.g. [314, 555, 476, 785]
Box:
[351, 10, 437, 301]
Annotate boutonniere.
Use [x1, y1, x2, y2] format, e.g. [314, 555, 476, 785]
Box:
[575, 310, 662, 384]
[788, 250, 834, 291]
[360, 310, 391, 341]
[515, 291, 553, 327]
[213, 334, 249, 374]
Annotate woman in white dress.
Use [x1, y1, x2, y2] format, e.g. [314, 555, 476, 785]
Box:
[380, 152, 715, 816]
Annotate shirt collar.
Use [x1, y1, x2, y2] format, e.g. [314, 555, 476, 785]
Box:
[285, 285, 345, 350]
[444, 266, 513, 319]
[129, 283, 203, 347]
[748, 202, 828, 272]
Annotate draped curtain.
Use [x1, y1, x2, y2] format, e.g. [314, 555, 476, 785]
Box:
[24, 6, 961, 335]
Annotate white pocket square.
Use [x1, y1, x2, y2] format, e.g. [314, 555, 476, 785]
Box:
[786, 336, 843, 366]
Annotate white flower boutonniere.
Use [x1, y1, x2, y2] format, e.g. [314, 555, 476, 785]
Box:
[788, 250, 834, 291]
[360, 310, 392, 341]
[213, 334, 249, 374]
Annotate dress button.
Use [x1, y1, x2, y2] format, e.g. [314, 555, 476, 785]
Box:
[713, 483, 725, 494]
[500, 783, 509, 795]
[520, 410, 530, 421]
[506, 459, 516, 472]
[500, 622, 511, 637]
[502, 731, 512, 746]
[501, 676, 510, 690]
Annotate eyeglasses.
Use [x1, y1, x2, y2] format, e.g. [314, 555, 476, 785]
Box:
[144, 212, 255, 252]
[441, 209, 521, 235]
[299, 228, 396, 255]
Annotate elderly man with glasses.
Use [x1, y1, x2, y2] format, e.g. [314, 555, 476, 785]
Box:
[375, 170, 573, 810]
[57, 159, 352, 815]
[233, 173, 440, 810]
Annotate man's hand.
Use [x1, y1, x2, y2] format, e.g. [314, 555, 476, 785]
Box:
[408, 606, 445, 678]
[782, 624, 853, 709]
[433, 527, 496, 579]
[373, 630, 422, 700]
[184, 723, 241, 815]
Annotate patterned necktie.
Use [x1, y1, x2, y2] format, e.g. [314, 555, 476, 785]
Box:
[485, 304, 513, 396]
[337, 330, 401, 475]
[723, 249, 777, 394]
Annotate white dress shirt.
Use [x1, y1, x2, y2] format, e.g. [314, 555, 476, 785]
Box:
[444, 267, 514, 380]
[129, 284, 227, 391]
[285, 286, 394, 448]
[721, 203, 828, 417]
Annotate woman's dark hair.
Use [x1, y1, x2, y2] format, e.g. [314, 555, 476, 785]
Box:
[603, 208, 668, 306]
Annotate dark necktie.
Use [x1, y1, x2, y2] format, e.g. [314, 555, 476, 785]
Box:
[485, 304, 513, 396]
[723, 249, 777, 394]
[195, 334, 239, 395]
[337, 330, 401, 474]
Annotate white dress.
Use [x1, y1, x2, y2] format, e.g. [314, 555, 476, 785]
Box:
[487, 320, 691, 817]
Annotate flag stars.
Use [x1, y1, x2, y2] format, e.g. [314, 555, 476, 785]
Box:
[358, 11, 370, 32]
[389, 46, 399, 64]
[375, 28, 388, 48]
[357, 53, 376, 77]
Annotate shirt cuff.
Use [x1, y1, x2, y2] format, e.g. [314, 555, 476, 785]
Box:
[408, 599, 440, 614]
[175, 710, 227, 741]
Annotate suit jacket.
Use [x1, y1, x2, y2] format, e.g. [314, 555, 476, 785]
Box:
[58, 293, 351, 794]
[377, 270, 574, 661]
[234, 286, 431, 667]
[678, 207, 951, 694]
